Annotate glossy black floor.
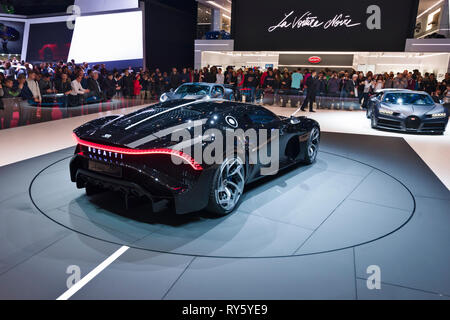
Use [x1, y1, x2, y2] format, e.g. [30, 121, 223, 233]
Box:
[0, 132, 449, 299]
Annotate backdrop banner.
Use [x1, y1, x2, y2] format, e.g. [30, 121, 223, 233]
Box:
[232, 0, 419, 51]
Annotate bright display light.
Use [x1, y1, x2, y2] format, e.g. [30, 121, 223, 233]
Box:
[431, 113, 447, 118]
[379, 108, 394, 115]
[206, 1, 231, 13]
[68, 11, 143, 63]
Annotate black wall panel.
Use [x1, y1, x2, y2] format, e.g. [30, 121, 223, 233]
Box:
[144, 0, 197, 72]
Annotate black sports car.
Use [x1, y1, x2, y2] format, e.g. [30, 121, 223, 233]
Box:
[367, 89, 448, 134]
[70, 100, 320, 216]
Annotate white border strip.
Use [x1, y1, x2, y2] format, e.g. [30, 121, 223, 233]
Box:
[56, 245, 129, 300]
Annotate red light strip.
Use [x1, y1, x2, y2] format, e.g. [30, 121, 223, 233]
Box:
[73, 133, 203, 171]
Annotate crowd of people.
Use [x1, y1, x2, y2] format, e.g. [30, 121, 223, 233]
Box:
[0, 58, 159, 107]
[191, 66, 450, 111]
[0, 58, 214, 108]
[1, 57, 449, 111]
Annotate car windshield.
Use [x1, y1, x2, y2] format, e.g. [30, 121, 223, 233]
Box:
[383, 93, 434, 106]
[176, 85, 210, 95]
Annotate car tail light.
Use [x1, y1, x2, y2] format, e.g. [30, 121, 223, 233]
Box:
[73, 133, 203, 171]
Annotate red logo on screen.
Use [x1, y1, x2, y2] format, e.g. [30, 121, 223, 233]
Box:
[308, 56, 321, 64]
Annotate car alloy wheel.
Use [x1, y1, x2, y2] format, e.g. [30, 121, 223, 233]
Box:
[307, 127, 320, 162]
[214, 157, 245, 212]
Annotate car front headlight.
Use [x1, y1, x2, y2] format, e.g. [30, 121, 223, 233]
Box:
[379, 108, 394, 115]
[431, 113, 447, 118]
[160, 93, 168, 102]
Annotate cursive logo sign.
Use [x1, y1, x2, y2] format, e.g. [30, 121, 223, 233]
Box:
[268, 11, 362, 32]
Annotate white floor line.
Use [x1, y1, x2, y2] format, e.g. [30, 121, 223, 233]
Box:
[56, 245, 129, 300]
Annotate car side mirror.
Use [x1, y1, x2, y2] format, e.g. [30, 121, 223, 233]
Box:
[170, 88, 174, 93]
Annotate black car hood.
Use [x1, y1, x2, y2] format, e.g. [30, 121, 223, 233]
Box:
[74, 100, 233, 149]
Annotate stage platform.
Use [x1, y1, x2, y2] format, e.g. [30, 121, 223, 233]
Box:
[0, 132, 449, 299]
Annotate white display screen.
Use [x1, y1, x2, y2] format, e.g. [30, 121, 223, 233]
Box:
[68, 11, 143, 63]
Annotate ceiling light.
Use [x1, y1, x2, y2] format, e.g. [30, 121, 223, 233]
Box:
[206, 1, 231, 13]
[426, 7, 441, 30]
[417, 0, 444, 19]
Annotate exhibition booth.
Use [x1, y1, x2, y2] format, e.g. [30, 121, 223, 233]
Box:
[195, 0, 450, 80]
[199, 50, 450, 79]
[0, 0, 449, 303]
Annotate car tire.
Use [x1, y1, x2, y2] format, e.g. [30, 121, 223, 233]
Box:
[371, 113, 378, 129]
[206, 156, 245, 217]
[303, 126, 320, 165]
[366, 107, 371, 119]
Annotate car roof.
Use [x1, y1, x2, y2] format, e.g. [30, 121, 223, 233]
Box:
[160, 98, 256, 113]
[381, 89, 430, 95]
[376, 89, 414, 93]
[180, 82, 216, 87]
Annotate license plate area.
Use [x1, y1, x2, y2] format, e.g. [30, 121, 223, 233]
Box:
[88, 160, 122, 178]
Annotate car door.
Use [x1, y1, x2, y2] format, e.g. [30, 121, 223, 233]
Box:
[242, 106, 290, 181]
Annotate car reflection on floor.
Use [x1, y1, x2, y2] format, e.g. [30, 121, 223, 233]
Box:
[0, 97, 155, 130]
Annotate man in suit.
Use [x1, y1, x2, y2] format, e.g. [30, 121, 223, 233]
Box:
[87, 71, 104, 101]
[344, 74, 359, 110]
[121, 69, 134, 97]
[55, 73, 72, 108]
[102, 73, 117, 101]
[170, 68, 181, 89]
[301, 71, 318, 112]
[344, 74, 358, 98]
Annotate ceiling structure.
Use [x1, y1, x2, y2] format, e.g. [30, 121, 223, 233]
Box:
[198, 0, 446, 19]
[417, 0, 446, 15]
[197, 0, 232, 13]
[0, 0, 74, 15]
[0, 0, 443, 19]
